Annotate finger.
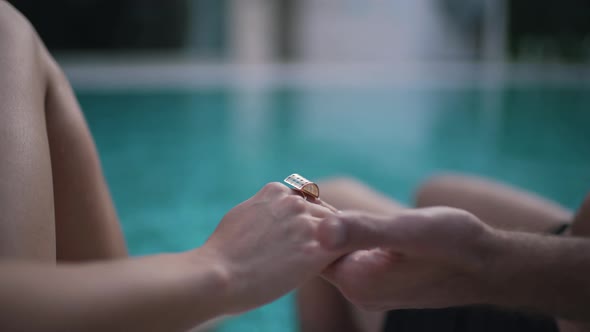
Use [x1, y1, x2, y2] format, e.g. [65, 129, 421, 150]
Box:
[288, 188, 339, 213]
[322, 248, 403, 284]
[306, 200, 336, 218]
[315, 198, 340, 214]
[261, 182, 292, 197]
[317, 211, 408, 252]
[290, 188, 305, 197]
[288, 191, 337, 217]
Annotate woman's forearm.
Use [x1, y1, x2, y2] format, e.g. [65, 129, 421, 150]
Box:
[0, 182, 343, 331]
[486, 231, 590, 321]
[0, 250, 229, 332]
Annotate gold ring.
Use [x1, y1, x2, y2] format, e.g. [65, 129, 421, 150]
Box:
[284, 173, 320, 199]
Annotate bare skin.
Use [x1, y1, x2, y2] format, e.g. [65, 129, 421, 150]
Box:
[0, 1, 55, 260]
[46, 50, 127, 261]
[0, 0, 125, 262]
[298, 177, 587, 332]
[415, 175, 573, 234]
[318, 207, 590, 320]
[297, 179, 401, 332]
[3, 2, 590, 331]
[0, 3, 344, 331]
[0, 182, 352, 331]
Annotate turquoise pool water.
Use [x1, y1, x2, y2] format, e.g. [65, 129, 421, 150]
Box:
[79, 84, 590, 332]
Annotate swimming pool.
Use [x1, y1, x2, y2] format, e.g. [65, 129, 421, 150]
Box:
[78, 83, 590, 332]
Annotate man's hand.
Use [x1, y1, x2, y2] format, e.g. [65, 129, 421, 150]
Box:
[199, 182, 340, 314]
[317, 207, 495, 311]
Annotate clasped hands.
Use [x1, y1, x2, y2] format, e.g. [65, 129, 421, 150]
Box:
[198, 183, 497, 315]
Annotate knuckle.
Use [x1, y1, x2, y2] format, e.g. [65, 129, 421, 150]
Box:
[299, 240, 319, 255]
[261, 182, 286, 195]
[292, 197, 307, 212]
[283, 217, 312, 241]
[292, 214, 309, 226]
[282, 195, 306, 213]
[262, 182, 279, 191]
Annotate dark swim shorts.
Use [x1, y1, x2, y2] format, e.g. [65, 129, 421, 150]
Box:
[383, 306, 558, 332]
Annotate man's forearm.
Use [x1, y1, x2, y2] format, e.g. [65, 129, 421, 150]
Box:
[0, 250, 229, 332]
[484, 230, 590, 321]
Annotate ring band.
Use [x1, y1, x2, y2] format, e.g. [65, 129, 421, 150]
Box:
[284, 173, 320, 199]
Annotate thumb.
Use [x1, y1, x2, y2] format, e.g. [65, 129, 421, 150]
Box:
[317, 211, 402, 252]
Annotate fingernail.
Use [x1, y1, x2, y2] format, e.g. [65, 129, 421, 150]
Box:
[319, 218, 347, 250]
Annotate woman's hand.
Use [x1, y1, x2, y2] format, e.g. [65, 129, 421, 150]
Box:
[198, 182, 340, 313]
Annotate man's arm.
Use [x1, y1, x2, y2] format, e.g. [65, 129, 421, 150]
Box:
[488, 231, 590, 321]
[319, 208, 590, 321]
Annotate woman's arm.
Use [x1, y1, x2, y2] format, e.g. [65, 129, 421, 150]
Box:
[0, 252, 226, 332]
[0, 182, 342, 331]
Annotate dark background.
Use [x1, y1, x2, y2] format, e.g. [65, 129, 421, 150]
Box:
[8, 0, 590, 61]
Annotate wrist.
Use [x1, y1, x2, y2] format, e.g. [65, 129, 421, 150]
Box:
[466, 227, 509, 306]
[181, 248, 234, 317]
[471, 228, 532, 308]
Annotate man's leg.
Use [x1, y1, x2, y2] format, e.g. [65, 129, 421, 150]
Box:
[415, 174, 572, 233]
